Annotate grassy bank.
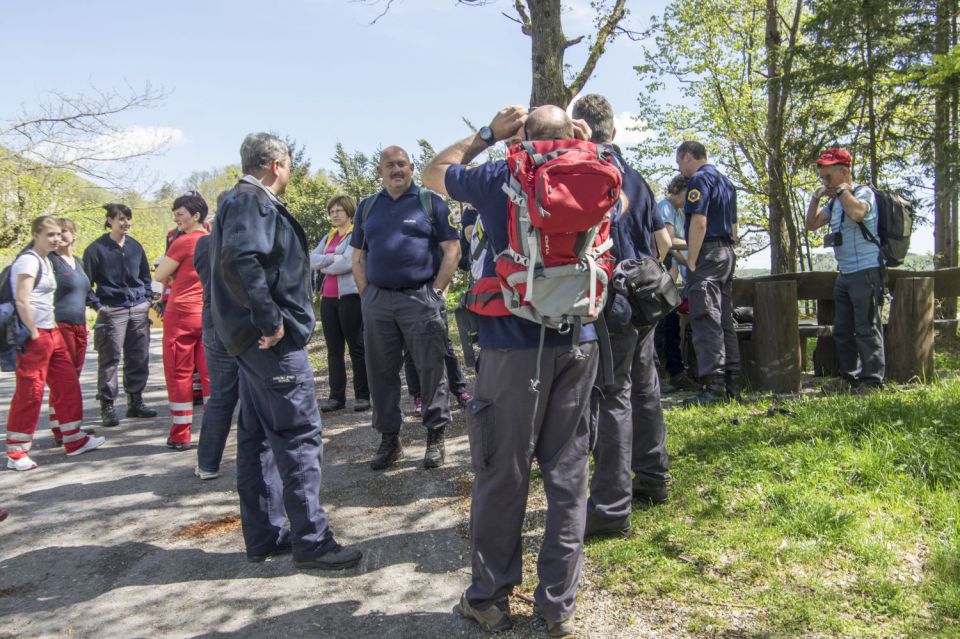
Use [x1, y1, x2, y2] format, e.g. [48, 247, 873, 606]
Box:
[587, 379, 960, 637]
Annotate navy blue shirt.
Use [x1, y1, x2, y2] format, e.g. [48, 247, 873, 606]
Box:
[350, 183, 458, 289]
[683, 164, 737, 242]
[50, 254, 90, 325]
[193, 235, 213, 332]
[445, 160, 597, 349]
[82, 234, 153, 310]
[609, 148, 663, 261]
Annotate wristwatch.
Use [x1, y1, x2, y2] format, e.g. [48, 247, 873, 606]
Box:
[478, 126, 496, 147]
[834, 186, 847, 197]
[433, 287, 444, 299]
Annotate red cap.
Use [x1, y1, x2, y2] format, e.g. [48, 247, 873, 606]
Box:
[814, 148, 852, 167]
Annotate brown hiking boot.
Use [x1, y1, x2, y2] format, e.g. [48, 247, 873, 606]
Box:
[455, 593, 512, 633]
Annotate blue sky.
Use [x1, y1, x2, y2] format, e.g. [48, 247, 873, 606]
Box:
[1, 0, 667, 186]
[1, 0, 936, 265]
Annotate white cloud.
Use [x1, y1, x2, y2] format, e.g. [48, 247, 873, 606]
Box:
[613, 112, 654, 146]
[25, 125, 186, 166]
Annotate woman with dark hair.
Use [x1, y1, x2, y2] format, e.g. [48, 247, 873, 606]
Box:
[83, 203, 158, 426]
[154, 193, 210, 450]
[48, 217, 94, 445]
[6, 216, 105, 470]
[310, 194, 369, 412]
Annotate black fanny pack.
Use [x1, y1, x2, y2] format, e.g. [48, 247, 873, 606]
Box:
[612, 258, 682, 328]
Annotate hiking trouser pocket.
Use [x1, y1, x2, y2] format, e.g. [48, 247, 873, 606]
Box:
[465, 397, 493, 472]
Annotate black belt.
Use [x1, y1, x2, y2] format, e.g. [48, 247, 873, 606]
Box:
[377, 281, 430, 293]
[701, 238, 732, 248]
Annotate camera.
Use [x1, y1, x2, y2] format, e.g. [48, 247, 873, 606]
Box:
[823, 231, 843, 248]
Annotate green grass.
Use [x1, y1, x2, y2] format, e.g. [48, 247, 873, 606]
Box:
[587, 380, 960, 638]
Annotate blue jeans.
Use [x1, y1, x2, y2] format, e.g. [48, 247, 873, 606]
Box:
[196, 327, 239, 472]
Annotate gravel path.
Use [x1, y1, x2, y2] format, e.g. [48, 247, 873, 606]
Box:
[0, 330, 656, 639]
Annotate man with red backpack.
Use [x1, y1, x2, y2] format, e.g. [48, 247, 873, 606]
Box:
[423, 105, 614, 638]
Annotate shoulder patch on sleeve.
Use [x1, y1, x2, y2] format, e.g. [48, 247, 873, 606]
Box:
[687, 189, 701, 203]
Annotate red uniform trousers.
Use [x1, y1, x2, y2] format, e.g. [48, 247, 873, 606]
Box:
[50, 322, 88, 441]
[163, 310, 209, 444]
[6, 328, 89, 458]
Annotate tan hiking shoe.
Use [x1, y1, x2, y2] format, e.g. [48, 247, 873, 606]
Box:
[455, 592, 512, 633]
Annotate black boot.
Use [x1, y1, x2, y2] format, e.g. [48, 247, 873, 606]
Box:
[684, 375, 728, 407]
[725, 371, 743, 402]
[100, 400, 120, 428]
[370, 433, 402, 470]
[126, 393, 158, 418]
[423, 427, 445, 469]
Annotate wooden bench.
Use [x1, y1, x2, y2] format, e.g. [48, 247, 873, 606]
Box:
[730, 268, 960, 392]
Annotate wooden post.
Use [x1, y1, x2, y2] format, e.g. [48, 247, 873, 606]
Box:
[753, 281, 801, 392]
[887, 277, 935, 382]
[813, 300, 838, 377]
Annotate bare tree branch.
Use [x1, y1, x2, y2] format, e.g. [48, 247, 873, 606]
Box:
[568, 0, 627, 97]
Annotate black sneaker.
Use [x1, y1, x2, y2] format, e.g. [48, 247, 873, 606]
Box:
[353, 398, 371, 412]
[166, 438, 192, 451]
[246, 541, 293, 563]
[100, 401, 120, 428]
[126, 393, 158, 418]
[584, 512, 632, 538]
[370, 433, 402, 470]
[670, 371, 702, 392]
[320, 399, 346, 413]
[423, 427, 445, 469]
[294, 543, 362, 571]
[683, 376, 728, 408]
[633, 476, 670, 505]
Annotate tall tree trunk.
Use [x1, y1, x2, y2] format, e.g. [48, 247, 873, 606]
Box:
[935, 0, 958, 315]
[766, 0, 791, 273]
[935, 0, 959, 318]
[527, 0, 572, 107]
[864, 1, 879, 184]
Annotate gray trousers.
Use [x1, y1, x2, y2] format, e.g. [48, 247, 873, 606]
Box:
[834, 268, 885, 383]
[588, 324, 668, 520]
[361, 284, 450, 433]
[687, 243, 741, 378]
[93, 301, 151, 402]
[465, 342, 597, 624]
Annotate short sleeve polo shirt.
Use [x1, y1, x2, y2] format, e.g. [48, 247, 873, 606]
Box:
[828, 184, 880, 274]
[351, 184, 458, 289]
[683, 164, 737, 241]
[165, 230, 208, 314]
[445, 160, 597, 350]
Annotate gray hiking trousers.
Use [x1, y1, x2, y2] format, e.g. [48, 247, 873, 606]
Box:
[465, 342, 597, 624]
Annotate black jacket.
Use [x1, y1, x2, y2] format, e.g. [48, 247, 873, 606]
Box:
[208, 178, 315, 356]
[82, 234, 153, 310]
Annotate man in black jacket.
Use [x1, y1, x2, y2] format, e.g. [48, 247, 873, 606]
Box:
[209, 132, 361, 570]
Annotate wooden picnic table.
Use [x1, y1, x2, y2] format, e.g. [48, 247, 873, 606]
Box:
[729, 267, 960, 392]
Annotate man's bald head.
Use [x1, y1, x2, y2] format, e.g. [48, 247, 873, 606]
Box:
[525, 106, 574, 141]
[378, 145, 415, 197]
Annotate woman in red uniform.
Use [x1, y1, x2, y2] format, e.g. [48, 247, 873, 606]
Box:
[48, 217, 93, 445]
[5, 216, 105, 470]
[154, 193, 210, 450]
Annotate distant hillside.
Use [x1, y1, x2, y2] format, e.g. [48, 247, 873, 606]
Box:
[736, 252, 934, 278]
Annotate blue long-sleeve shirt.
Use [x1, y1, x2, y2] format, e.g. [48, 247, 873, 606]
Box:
[82, 234, 153, 310]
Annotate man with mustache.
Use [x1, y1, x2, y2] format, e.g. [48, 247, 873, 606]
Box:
[351, 146, 460, 470]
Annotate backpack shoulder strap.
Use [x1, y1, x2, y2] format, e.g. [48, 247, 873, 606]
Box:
[360, 191, 381, 229]
[418, 188, 436, 225]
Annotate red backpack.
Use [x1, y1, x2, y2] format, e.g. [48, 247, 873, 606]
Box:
[465, 140, 621, 332]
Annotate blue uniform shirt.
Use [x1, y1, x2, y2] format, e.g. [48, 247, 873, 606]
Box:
[445, 160, 597, 349]
[351, 183, 458, 289]
[683, 164, 737, 241]
[608, 148, 662, 262]
[828, 184, 880, 274]
[658, 197, 688, 281]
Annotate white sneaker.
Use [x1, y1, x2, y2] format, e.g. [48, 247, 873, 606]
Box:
[66, 435, 105, 457]
[194, 465, 222, 480]
[7, 456, 38, 471]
